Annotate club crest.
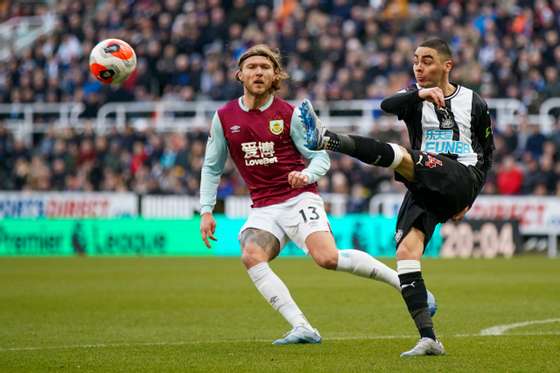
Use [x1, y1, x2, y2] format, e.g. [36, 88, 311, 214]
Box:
[269, 120, 284, 135]
[436, 107, 456, 129]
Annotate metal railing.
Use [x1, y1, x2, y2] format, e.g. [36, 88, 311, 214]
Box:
[94, 98, 538, 133]
[0, 13, 56, 61]
[1, 98, 559, 137]
[0, 102, 84, 142]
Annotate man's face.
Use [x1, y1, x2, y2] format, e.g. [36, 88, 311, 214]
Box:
[413, 47, 452, 88]
[238, 55, 276, 96]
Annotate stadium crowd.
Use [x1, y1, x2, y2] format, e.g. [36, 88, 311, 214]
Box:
[1, 0, 560, 205]
[0, 120, 559, 212]
[3, 0, 560, 107]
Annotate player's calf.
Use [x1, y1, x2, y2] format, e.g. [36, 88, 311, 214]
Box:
[398, 262, 436, 340]
[397, 231, 438, 342]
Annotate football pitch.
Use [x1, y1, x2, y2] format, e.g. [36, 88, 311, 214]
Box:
[1, 257, 559, 372]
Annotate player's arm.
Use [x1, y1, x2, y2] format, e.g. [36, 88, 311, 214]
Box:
[199, 113, 228, 248]
[473, 94, 495, 175]
[380, 87, 422, 120]
[289, 106, 331, 188]
[380, 86, 445, 119]
[453, 95, 495, 221]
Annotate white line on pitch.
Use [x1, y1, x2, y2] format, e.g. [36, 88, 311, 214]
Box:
[1, 332, 560, 352]
[480, 318, 560, 336]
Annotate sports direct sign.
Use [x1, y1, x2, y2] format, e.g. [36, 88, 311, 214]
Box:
[371, 193, 560, 235]
[467, 196, 560, 235]
[0, 192, 137, 218]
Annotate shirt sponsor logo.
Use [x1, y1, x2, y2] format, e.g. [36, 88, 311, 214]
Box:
[241, 141, 278, 166]
[423, 129, 472, 155]
[269, 120, 284, 135]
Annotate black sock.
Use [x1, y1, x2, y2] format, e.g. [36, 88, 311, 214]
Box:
[399, 271, 436, 340]
[324, 130, 396, 167]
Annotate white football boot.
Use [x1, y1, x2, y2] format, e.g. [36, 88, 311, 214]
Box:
[400, 337, 446, 357]
[272, 325, 322, 345]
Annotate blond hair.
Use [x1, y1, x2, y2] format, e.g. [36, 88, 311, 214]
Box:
[236, 44, 289, 92]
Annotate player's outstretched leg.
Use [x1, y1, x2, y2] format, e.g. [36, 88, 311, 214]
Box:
[299, 99, 413, 179]
[397, 229, 445, 357]
[241, 229, 321, 345]
[305, 232, 437, 316]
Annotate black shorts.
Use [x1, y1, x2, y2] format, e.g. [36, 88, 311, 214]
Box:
[394, 150, 483, 249]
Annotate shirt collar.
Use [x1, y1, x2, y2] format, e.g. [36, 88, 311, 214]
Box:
[238, 95, 274, 112]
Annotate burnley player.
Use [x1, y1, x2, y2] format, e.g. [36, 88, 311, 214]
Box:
[199, 44, 436, 345]
[302, 38, 494, 355]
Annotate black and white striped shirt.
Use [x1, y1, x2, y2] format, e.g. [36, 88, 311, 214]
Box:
[380, 83, 494, 176]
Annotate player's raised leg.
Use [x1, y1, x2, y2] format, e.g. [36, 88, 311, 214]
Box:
[240, 228, 321, 345]
[299, 99, 416, 181]
[397, 228, 445, 357]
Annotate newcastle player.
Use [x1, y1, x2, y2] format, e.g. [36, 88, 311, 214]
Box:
[301, 38, 494, 356]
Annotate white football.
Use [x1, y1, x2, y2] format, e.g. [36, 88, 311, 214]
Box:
[89, 38, 137, 85]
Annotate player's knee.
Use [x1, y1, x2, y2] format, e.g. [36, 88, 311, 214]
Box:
[395, 149, 415, 181]
[396, 242, 421, 260]
[311, 250, 338, 270]
[241, 243, 268, 268]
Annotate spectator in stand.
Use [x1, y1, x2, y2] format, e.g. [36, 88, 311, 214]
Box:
[497, 155, 524, 195]
[525, 124, 547, 160]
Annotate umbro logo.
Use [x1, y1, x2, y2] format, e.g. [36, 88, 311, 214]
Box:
[230, 125, 241, 133]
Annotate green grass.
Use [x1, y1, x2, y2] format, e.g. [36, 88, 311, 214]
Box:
[0, 257, 559, 372]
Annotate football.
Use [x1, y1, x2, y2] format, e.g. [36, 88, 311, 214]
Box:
[89, 38, 137, 85]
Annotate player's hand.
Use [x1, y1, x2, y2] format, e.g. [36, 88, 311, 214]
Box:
[419, 87, 445, 107]
[200, 212, 217, 248]
[452, 206, 469, 222]
[288, 171, 309, 188]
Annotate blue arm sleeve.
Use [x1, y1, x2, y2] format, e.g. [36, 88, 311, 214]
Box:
[199, 113, 227, 214]
[290, 106, 331, 184]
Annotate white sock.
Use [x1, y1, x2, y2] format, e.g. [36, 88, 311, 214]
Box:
[397, 259, 421, 275]
[336, 249, 401, 291]
[247, 262, 312, 329]
[388, 143, 404, 169]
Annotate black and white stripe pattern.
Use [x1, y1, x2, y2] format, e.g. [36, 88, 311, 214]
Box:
[418, 85, 477, 166]
[397, 84, 492, 170]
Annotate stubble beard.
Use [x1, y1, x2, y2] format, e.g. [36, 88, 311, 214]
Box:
[245, 84, 273, 98]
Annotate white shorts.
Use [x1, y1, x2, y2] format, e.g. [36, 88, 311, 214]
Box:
[239, 192, 331, 253]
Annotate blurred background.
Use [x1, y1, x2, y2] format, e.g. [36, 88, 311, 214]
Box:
[0, 0, 558, 257]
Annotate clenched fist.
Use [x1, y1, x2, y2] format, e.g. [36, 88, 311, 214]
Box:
[288, 171, 309, 188]
[419, 87, 445, 107]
